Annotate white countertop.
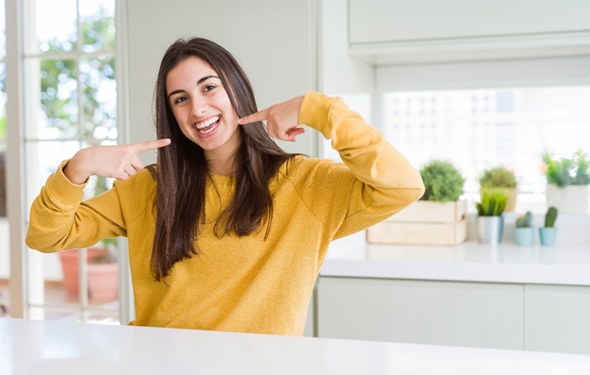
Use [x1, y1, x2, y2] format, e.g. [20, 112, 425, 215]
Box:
[321, 241, 590, 285]
[2, 318, 590, 375]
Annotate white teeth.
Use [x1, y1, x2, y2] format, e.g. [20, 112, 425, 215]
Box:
[195, 116, 219, 130]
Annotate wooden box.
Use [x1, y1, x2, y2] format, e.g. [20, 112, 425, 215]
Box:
[367, 200, 467, 246]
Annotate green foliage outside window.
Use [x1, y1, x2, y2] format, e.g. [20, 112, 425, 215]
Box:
[40, 7, 115, 142]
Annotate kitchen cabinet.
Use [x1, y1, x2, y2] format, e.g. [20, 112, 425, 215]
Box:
[317, 276, 524, 350]
[525, 284, 590, 354]
[316, 242, 590, 354]
[347, 0, 590, 64]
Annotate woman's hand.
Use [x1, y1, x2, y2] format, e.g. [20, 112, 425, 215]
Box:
[64, 138, 171, 184]
[237, 96, 305, 142]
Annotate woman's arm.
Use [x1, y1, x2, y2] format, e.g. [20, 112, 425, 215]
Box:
[239, 91, 424, 239]
[25, 139, 170, 252]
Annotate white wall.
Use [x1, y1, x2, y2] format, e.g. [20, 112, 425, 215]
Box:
[124, 0, 319, 160]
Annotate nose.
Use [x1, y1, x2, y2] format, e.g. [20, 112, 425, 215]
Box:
[191, 97, 208, 117]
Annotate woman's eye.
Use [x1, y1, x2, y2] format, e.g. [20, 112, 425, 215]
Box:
[203, 84, 216, 93]
[174, 96, 188, 104]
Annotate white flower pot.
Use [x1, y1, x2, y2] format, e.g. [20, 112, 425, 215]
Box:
[546, 184, 589, 213]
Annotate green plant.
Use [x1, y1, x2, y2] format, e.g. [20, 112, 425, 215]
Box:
[0, 115, 6, 141]
[419, 160, 465, 202]
[544, 206, 558, 228]
[479, 167, 517, 189]
[515, 211, 533, 228]
[542, 149, 590, 187]
[476, 189, 507, 216]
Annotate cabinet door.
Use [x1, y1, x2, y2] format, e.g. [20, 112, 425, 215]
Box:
[525, 284, 590, 354]
[317, 277, 523, 350]
[349, 0, 590, 45]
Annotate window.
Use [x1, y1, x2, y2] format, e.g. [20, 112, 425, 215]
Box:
[382, 86, 590, 210]
[0, 0, 8, 317]
[23, 0, 118, 323]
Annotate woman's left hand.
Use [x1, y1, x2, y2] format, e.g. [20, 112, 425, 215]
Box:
[237, 96, 305, 142]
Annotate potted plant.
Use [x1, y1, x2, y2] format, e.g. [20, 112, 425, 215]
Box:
[87, 237, 119, 304]
[367, 160, 467, 246]
[420, 160, 465, 203]
[479, 167, 517, 212]
[539, 206, 558, 246]
[514, 211, 534, 246]
[476, 189, 508, 245]
[542, 149, 590, 213]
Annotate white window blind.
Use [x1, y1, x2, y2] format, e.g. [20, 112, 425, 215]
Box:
[382, 86, 590, 204]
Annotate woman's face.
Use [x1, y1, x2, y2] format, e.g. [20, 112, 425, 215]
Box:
[166, 56, 240, 160]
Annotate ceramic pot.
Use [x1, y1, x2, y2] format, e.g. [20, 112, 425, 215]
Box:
[477, 216, 504, 245]
[546, 184, 589, 213]
[514, 227, 534, 246]
[58, 248, 104, 297]
[539, 227, 558, 246]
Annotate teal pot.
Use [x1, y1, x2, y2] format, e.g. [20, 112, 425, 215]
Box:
[477, 216, 504, 245]
[539, 227, 557, 246]
[514, 227, 534, 246]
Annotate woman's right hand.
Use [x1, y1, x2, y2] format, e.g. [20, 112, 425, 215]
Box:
[63, 138, 171, 184]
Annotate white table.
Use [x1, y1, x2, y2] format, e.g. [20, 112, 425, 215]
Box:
[2, 318, 590, 374]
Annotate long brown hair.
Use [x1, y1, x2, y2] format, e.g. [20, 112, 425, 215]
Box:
[150, 38, 295, 281]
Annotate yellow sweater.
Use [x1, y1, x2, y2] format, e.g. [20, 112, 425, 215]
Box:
[26, 91, 424, 336]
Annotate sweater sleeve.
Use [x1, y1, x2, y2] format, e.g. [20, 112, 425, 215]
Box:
[297, 91, 425, 239]
[25, 161, 128, 252]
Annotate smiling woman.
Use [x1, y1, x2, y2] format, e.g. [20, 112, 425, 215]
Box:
[25, 37, 424, 335]
[165, 58, 240, 164]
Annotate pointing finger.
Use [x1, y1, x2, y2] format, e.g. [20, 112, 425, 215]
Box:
[237, 108, 269, 125]
[130, 138, 171, 153]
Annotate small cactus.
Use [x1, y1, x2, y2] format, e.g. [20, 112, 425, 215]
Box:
[544, 206, 558, 228]
[516, 211, 533, 228]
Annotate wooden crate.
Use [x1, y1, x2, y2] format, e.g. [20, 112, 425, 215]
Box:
[367, 200, 467, 246]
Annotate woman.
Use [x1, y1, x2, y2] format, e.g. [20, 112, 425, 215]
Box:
[26, 38, 424, 335]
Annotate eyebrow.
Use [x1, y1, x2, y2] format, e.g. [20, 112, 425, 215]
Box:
[167, 75, 221, 99]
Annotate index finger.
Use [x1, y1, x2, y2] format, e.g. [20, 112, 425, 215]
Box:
[237, 108, 269, 125]
[129, 138, 171, 153]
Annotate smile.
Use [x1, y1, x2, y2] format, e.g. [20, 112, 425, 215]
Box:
[194, 116, 220, 134]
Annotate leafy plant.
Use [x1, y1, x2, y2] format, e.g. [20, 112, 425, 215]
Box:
[476, 189, 507, 216]
[542, 149, 590, 187]
[544, 206, 558, 228]
[479, 167, 517, 189]
[0, 115, 6, 141]
[515, 211, 533, 228]
[419, 160, 465, 202]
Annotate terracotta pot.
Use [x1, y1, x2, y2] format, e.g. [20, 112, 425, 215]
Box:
[88, 262, 119, 304]
[0, 152, 6, 217]
[58, 248, 106, 297]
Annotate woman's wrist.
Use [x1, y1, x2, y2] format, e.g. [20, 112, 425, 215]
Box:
[63, 151, 91, 184]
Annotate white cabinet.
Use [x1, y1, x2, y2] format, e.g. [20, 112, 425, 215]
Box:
[317, 276, 524, 350]
[349, 0, 590, 44]
[525, 284, 590, 354]
[347, 0, 590, 64]
[316, 277, 590, 354]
